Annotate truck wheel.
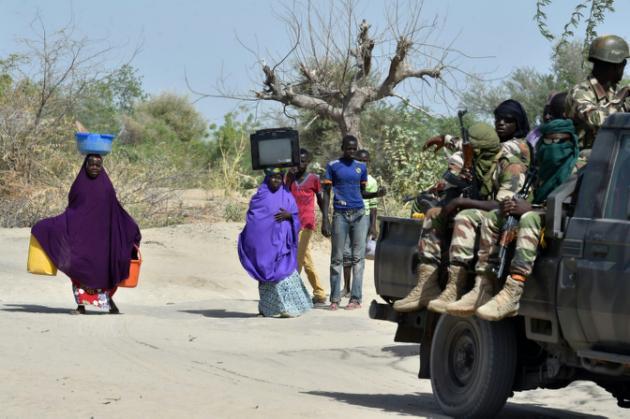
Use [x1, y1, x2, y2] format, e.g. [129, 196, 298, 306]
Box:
[430, 315, 517, 418]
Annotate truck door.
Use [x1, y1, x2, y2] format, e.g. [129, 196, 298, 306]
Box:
[563, 131, 630, 351]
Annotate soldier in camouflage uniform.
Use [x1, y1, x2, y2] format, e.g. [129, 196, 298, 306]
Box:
[394, 99, 531, 313]
[566, 34, 630, 149]
[448, 118, 581, 320]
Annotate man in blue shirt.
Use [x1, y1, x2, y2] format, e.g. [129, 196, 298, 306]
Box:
[322, 135, 385, 310]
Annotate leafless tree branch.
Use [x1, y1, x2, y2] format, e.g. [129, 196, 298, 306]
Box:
[190, 0, 478, 140]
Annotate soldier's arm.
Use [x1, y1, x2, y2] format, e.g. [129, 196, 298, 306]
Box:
[423, 134, 462, 153]
[446, 161, 526, 215]
[452, 197, 500, 212]
[495, 161, 528, 202]
[568, 85, 626, 129]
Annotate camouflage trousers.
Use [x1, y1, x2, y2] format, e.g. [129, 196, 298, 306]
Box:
[419, 207, 487, 266]
[476, 210, 543, 278]
[449, 209, 488, 266]
[418, 207, 449, 264]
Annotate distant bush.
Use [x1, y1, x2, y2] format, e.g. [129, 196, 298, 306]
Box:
[207, 112, 260, 194]
[223, 201, 247, 223]
[0, 40, 212, 227]
[121, 93, 208, 144]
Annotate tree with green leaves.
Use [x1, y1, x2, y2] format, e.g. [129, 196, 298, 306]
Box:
[461, 40, 589, 123]
[534, 0, 615, 54]
[120, 93, 208, 144]
[75, 64, 147, 133]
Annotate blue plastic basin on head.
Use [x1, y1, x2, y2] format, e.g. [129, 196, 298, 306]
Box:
[75, 132, 115, 156]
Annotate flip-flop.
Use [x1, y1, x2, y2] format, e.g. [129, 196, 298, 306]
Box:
[345, 300, 362, 310]
[70, 305, 86, 315]
[329, 302, 339, 311]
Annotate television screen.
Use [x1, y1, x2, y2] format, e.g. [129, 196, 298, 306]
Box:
[251, 128, 300, 170]
[258, 138, 294, 166]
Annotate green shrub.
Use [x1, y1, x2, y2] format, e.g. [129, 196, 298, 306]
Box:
[223, 201, 247, 222]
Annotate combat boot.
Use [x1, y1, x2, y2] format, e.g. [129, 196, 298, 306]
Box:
[476, 276, 524, 321]
[393, 263, 441, 313]
[446, 272, 495, 317]
[427, 264, 468, 313]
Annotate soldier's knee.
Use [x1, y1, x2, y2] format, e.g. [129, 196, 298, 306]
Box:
[519, 211, 542, 228]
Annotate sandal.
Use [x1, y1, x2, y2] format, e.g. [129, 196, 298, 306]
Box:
[345, 300, 362, 310]
[329, 302, 339, 311]
[70, 305, 86, 315]
[312, 296, 327, 305]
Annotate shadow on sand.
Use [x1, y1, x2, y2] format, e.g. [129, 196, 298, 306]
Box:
[304, 391, 608, 419]
[381, 344, 419, 358]
[180, 309, 258, 319]
[0, 304, 109, 315]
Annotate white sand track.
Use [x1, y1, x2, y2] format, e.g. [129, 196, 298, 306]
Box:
[0, 223, 623, 418]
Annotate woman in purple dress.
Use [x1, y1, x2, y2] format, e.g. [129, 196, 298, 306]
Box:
[31, 154, 141, 314]
[238, 168, 312, 318]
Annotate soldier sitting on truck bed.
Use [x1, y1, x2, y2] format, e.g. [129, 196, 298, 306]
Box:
[394, 99, 531, 313]
[447, 118, 583, 320]
[566, 34, 630, 150]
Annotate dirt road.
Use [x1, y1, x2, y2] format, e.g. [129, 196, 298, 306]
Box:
[0, 224, 622, 418]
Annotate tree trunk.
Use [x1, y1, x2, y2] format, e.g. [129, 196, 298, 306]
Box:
[339, 113, 362, 143]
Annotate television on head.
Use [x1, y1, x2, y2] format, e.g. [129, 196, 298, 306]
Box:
[250, 128, 300, 170]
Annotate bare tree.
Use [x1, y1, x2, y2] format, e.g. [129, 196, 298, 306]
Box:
[191, 0, 468, 141]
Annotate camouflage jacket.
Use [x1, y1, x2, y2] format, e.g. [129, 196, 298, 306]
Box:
[565, 76, 628, 149]
[493, 139, 531, 201]
[444, 136, 531, 201]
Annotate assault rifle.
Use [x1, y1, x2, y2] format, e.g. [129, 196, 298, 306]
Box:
[494, 166, 538, 279]
[438, 109, 477, 205]
[458, 109, 475, 198]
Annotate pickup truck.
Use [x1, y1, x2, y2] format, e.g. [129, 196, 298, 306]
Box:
[369, 113, 630, 418]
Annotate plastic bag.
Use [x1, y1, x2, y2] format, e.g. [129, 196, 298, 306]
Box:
[365, 239, 376, 260]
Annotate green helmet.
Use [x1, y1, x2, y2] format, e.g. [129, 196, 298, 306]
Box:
[588, 35, 630, 64]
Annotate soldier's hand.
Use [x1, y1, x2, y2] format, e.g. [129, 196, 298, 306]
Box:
[430, 180, 446, 194]
[500, 198, 532, 216]
[459, 167, 473, 182]
[423, 135, 445, 153]
[499, 198, 514, 216]
[617, 86, 630, 101]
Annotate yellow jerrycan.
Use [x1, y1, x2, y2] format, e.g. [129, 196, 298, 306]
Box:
[27, 235, 58, 276]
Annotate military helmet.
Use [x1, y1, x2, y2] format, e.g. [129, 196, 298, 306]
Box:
[588, 35, 630, 64]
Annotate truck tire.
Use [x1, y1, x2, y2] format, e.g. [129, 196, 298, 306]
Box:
[430, 315, 517, 418]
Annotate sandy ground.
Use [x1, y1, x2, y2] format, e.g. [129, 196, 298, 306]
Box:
[0, 223, 625, 419]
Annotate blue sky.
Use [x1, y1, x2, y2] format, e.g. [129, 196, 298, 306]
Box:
[1, 0, 628, 125]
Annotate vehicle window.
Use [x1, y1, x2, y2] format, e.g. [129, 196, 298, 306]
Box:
[604, 135, 630, 220]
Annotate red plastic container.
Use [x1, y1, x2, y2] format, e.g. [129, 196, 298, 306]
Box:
[119, 247, 142, 288]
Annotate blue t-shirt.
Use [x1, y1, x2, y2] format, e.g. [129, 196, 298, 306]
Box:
[323, 158, 368, 210]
